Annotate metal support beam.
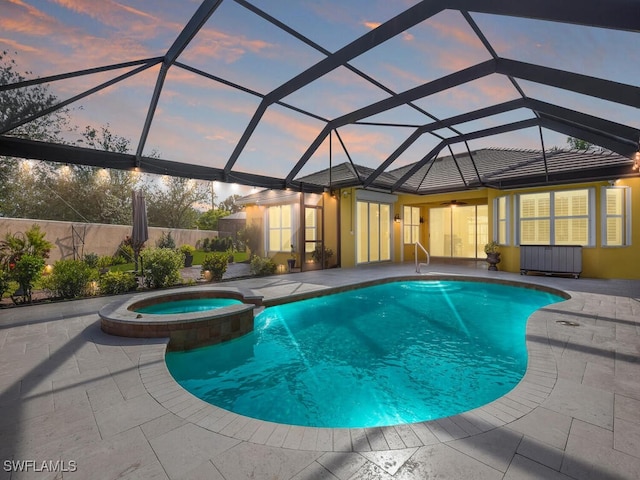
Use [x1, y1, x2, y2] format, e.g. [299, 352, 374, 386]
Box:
[363, 98, 526, 188]
[537, 116, 638, 157]
[450, 0, 640, 33]
[0, 135, 325, 193]
[136, 0, 224, 161]
[391, 118, 538, 191]
[0, 58, 163, 92]
[392, 142, 447, 192]
[496, 58, 640, 109]
[1, 60, 160, 135]
[525, 98, 639, 145]
[165, 0, 224, 64]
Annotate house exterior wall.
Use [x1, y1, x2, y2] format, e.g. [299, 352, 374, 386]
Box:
[0, 217, 217, 262]
[337, 177, 640, 280]
[246, 177, 640, 280]
[487, 177, 640, 279]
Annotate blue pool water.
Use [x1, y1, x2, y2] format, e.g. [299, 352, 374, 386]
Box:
[166, 280, 562, 428]
[135, 298, 241, 314]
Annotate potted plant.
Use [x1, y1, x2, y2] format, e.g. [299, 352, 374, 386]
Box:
[484, 241, 501, 271]
[179, 244, 195, 267]
[311, 245, 333, 268]
[287, 244, 296, 272]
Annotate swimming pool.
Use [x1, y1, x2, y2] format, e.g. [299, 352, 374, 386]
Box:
[166, 280, 563, 428]
[134, 298, 242, 314]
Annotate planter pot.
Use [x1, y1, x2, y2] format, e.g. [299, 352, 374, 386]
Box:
[486, 252, 501, 271]
[184, 254, 193, 268]
[287, 258, 296, 272]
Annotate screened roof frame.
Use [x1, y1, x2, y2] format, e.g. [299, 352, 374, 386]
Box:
[0, 0, 639, 194]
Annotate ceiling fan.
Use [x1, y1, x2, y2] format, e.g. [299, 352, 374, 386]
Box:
[440, 199, 468, 206]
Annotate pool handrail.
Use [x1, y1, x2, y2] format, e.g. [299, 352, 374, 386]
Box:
[415, 242, 430, 273]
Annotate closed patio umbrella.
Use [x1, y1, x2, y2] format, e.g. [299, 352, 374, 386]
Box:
[131, 189, 148, 273]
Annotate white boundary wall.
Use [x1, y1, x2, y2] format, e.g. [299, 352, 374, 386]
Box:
[0, 217, 218, 262]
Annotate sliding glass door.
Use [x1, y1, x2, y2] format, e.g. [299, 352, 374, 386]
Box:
[429, 205, 488, 258]
[356, 201, 391, 263]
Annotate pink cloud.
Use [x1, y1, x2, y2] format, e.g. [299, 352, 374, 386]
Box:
[181, 28, 274, 65]
[49, 0, 167, 41]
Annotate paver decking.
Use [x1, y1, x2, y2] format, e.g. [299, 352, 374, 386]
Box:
[1, 262, 639, 479]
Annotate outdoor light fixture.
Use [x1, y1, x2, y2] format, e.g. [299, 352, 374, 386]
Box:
[394, 213, 401, 223]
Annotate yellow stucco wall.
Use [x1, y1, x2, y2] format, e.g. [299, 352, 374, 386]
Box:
[488, 178, 640, 279]
[339, 188, 357, 268]
[244, 192, 340, 270]
[251, 178, 640, 280]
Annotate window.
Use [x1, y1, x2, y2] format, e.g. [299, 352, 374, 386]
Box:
[493, 196, 510, 245]
[517, 189, 593, 246]
[304, 207, 317, 253]
[602, 186, 631, 246]
[403, 206, 420, 244]
[267, 205, 293, 252]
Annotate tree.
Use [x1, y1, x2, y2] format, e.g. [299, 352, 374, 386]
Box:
[566, 137, 603, 152]
[1, 123, 141, 223]
[0, 50, 73, 142]
[146, 176, 209, 229]
[218, 194, 244, 214]
[0, 50, 73, 215]
[196, 209, 230, 231]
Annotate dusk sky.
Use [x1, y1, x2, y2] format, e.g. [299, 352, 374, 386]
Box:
[2, 0, 639, 188]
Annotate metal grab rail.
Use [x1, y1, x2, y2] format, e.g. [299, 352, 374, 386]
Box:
[415, 242, 430, 273]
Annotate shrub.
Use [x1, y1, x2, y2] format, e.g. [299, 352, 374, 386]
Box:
[12, 254, 45, 303]
[115, 244, 135, 263]
[83, 252, 99, 268]
[156, 231, 176, 250]
[140, 247, 183, 289]
[99, 271, 137, 295]
[179, 244, 195, 256]
[0, 270, 10, 298]
[111, 255, 127, 265]
[0, 224, 53, 270]
[209, 237, 233, 252]
[250, 256, 277, 276]
[201, 252, 228, 282]
[43, 259, 97, 299]
[97, 255, 113, 269]
[202, 238, 211, 251]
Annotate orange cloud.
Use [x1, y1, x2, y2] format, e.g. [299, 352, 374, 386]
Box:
[0, 37, 40, 53]
[363, 21, 382, 30]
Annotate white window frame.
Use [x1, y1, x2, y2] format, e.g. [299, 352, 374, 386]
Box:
[403, 205, 420, 244]
[516, 188, 595, 247]
[266, 204, 295, 253]
[493, 195, 510, 245]
[601, 186, 632, 247]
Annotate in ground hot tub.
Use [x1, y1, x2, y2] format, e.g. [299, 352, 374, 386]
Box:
[99, 287, 262, 351]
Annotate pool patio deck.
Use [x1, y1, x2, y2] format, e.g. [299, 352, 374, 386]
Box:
[1, 262, 639, 479]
